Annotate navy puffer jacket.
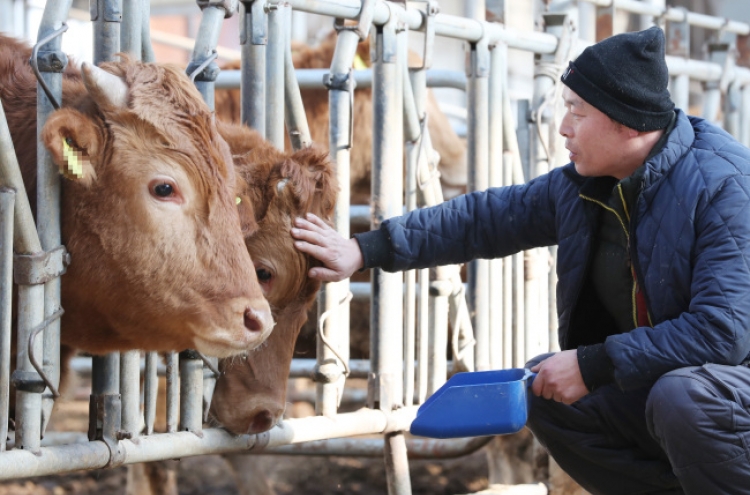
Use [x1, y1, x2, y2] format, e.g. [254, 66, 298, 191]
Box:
[360, 110, 750, 391]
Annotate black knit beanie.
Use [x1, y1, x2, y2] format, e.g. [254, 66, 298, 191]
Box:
[561, 26, 675, 131]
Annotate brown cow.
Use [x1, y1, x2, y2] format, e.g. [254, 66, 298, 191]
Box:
[124, 122, 336, 495]
[208, 121, 337, 434]
[0, 35, 273, 357]
[214, 31, 467, 204]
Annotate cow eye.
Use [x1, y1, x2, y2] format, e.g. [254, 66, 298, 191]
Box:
[256, 268, 273, 283]
[153, 183, 173, 197]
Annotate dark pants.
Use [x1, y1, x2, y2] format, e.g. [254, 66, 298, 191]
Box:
[525, 354, 750, 495]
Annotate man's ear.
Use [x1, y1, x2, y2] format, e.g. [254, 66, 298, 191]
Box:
[41, 108, 102, 186]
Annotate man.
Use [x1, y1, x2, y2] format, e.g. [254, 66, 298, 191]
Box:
[291, 27, 750, 494]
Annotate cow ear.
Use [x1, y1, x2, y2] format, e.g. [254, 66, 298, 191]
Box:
[41, 108, 102, 186]
[283, 147, 339, 221]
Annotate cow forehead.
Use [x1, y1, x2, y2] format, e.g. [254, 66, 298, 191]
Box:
[103, 59, 232, 178]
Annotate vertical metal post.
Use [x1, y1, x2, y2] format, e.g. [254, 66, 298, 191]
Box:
[140, 0, 155, 63]
[0, 0, 14, 34]
[403, 66, 426, 406]
[119, 351, 140, 438]
[466, 40, 490, 371]
[120, 0, 141, 57]
[179, 350, 203, 434]
[315, 12, 373, 415]
[0, 188, 13, 452]
[119, 0, 142, 444]
[189, 2, 233, 109]
[266, 1, 287, 149]
[165, 351, 179, 433]
[369, 15, 404, 415]
[240, 0, 267, 135]
[372, 14, 410, 494]
[740, 84, 750, 147]
[488, 42, 504, 370]
[90, 0, 122, 450]
[91, 0, 122, 63]
[703, 43, 728, 124]
[142, 352, 158, 435]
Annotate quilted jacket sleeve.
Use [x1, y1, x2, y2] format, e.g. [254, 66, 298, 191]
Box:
[357, 168, 566, 273]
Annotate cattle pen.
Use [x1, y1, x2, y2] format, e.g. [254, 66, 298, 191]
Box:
[0, 0, 750, 494]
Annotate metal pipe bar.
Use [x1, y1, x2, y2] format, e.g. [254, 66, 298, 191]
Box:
[384, 432, 412, 495]
[120, 0, 142, 57]
[216, 68, 468, 91]
[119, 350, 141, 438]
[315, 27, 361, 417]
[261, 435, 492, 459]
[466, 41, 490, 371]
[578, 0, 750, 35]
[0, 406, 418, 480]
[189, 5, 225, 109]
[14, 283, 45, 452]
[165, 351, 178, 432]
[283, 28, 312, 150]
[240, 0, 266, 134]
[0, 189, 14, 452]
[741, 85, 750, 148]
[285, 0, 558, 51]
[369, 20, 404, 412]
[265, 1, 287, 149]
[143, 352, 158, 435]
[35, 1, 71, 440]
[0, 101, 40, 255]
[92, 0, 122, 63]
[178, 351, 203, 434]
[488, 42, 504, 369]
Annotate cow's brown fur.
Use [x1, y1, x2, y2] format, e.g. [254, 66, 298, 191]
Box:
[0, 35, 273, 357]
[208, 122, 337, 434]
[214, 31, 467, 204]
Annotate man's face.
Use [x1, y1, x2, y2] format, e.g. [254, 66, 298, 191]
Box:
[559, 87, 632, 179]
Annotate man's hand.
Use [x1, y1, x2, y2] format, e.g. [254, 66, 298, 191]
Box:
[530, 350, 589, 404]
[291, 213, 364, 282]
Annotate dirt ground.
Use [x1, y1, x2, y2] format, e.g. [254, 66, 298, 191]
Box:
[0, 449, 491, 495]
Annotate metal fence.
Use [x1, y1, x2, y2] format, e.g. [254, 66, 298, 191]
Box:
[0, 0, 749, 494]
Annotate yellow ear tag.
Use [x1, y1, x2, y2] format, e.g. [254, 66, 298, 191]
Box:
[353, 54, 368, 70]
[235, 196, 242, 205]
[62, 137, 84, 178]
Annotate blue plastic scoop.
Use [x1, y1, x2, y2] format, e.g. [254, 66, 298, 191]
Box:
[409, 368, 536, 439]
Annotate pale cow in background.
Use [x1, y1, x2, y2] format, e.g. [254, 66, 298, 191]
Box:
[214, 30, 468, 204]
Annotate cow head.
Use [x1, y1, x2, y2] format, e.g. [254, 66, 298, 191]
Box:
[208, 123, 337, 434]
[40, 60, 274, 357]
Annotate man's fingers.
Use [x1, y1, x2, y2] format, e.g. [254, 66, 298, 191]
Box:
[304, 212, 328, 228]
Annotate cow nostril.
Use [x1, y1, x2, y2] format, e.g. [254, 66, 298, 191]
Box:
[244, 309, 262, 332]
[248, 410, 274, 434]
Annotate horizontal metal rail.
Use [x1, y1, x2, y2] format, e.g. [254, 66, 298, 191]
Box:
[0, 407, 418, 480]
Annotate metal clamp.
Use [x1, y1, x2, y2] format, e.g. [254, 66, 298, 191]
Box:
[323, 69, 357, 149]
[416, 0, 439, 70]
[197, 0, 238, 18]
[188, 51, 220, 82]
[333, 0, 376, 42]
[14, 245, 70, 286]
[30, 24, 69, 111]
[88, 393, 127, 467]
